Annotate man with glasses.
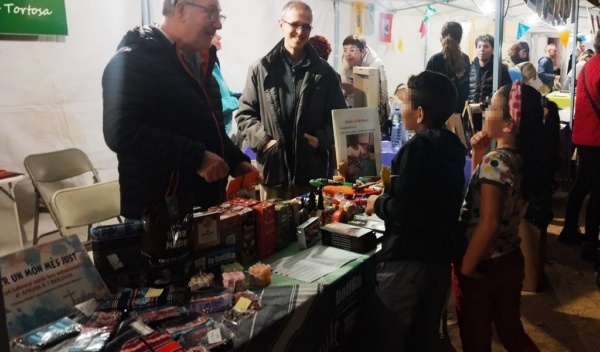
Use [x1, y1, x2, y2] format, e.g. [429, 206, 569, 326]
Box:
[103, 0, 256, 220]
[237, 1, 346, 200]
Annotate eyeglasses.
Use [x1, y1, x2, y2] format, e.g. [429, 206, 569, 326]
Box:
[343, 49, 359, 54]
[281, 19, 312, 33]
[184, 2, 226, 24]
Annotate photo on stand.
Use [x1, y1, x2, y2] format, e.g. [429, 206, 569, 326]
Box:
[345, 133, 377, 182]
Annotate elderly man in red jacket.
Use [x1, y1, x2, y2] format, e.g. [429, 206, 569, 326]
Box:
[559, 32, 600, 261]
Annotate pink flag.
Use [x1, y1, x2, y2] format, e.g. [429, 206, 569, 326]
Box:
[419, 21, 427, 38]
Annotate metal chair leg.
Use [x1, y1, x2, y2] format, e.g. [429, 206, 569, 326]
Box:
[33, 193, 40, 245]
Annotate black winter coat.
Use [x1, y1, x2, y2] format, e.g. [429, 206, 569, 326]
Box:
[236, 40, 347, 188]
[426, 52, 471, 113]
[468, 56, 512, 104]
[102, 26, 249, 219]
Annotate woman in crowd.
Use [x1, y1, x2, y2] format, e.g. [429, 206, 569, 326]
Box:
[211, 33, 240, 136]
[559, 33, 600, 259]
[426, 21, 471, 114]
[339, 35, 388, 113]
[468, 34, 511, 132]
[516, 62, 551, 94]
[454, 81, 560, 352]
[565, 49, 594, 90]
[503, 41, 530, 67]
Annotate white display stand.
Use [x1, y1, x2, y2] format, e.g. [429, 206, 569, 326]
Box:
[352, 67, 380, 109]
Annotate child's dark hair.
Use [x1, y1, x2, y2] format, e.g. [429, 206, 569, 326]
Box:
[407, 71, 457, 128]
[498, 84, 561, 200]
[475, 34, 494, 48]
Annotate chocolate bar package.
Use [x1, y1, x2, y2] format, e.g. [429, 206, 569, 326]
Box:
[219, 212, 240, 247]
[229, 206, 257, 264]
[282, 200, 300, 241]
[275, 204, 290, 251]
[187, 245, 237, 277]
[193, 211, 220, 252]
[252, 201, 277, 259]
[297, 217, 321, 249]
[229, 198, 260, 208]
[320, 222, 377, 254]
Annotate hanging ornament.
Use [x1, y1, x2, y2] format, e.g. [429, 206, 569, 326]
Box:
[419, 21, 427, 38]
[558, 30, 571, 48]
[398, 38, 403, 51]
[517, 23, 530, 40]
[423, 5, 437, 22]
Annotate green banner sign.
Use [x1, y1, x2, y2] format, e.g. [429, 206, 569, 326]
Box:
[0, 0, 68, 36]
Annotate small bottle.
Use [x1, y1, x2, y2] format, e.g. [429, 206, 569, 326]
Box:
[391, 107, 403, 152]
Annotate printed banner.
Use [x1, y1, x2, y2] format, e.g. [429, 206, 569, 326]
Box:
[517, 23, 530, 40]
[1, 235, 109, 340]
[365, 3, 375, 35]
[353, 2, 364, 35]
[379, 12, 393, 42]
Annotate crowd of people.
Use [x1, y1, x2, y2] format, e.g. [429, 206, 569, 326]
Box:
[101, 0, 599, 351]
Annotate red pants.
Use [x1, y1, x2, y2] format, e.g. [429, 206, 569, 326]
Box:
[452, 249, 540, 352]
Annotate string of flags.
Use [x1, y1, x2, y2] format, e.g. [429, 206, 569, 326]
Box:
[419, 5, 436, 38]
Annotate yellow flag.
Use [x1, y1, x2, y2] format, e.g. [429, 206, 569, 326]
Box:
[353, 2, 364, 35]
[558, 30, 571, 49]
[398, 38, 403, 51]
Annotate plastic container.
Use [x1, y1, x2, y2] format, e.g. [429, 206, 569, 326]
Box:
[391, 107, 403, 152]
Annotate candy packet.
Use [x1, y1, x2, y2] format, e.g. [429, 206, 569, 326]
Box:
[68, 327, 112, 352]
[16, 318, 82, 350]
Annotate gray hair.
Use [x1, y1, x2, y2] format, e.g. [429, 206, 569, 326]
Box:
[163, 0, 177, 16]
[281, 1, 312, 21]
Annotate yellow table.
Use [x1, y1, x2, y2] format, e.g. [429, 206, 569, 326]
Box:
[546, 91, 573, 109]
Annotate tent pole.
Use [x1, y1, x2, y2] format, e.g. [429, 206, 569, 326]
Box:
[569, 0, 580, 131]
[334, 0, 340, 71]
[142, 0, 152, 26]
[492, 0, 505, 92]
[424, 21, 429, 69]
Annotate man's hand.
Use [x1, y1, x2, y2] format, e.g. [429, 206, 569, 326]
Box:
[233, 161, 263, 183]
[263, 140, 277, 152]
[365, 195, 380, 216]
[470, 132, 492, 153]
[303, 133, 319, 149]
[197, 151, 229, 183]
[341, 82, 354, 96]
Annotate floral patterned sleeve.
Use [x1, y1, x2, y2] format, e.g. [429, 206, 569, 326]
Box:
[476, 152, 514, 189]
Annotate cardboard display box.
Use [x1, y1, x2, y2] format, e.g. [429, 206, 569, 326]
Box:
[320, 222, 377, 254]
[253, 201, 277, 259]
[229, 206, 257, 264]
[192, 211, 220, 252]
[275, 204, 290, 251]
[187, 245, 237, 277]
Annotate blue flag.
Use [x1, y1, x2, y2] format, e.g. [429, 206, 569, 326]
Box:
[517, 23, 530, 40]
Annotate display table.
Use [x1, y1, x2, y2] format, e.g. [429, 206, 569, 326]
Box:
[547, 91, 573, 109]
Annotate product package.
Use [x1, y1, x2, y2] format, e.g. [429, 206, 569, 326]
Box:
[283, 200, 300, 241]
[187, 290, 232, 314]
[95, 287, 188, 311]
[187, 245, 237, 277]
[119, 331, 184, 352]
[320, 222, 377, 254]
[297, 217, 321, 249]
[218, 212, 240, 247]
[226, 171, 260, 200]
[131, 306, 188, 323]
[178, 320, 234, 351]
[229, 198, 260, 207]
[16, 318, 82, 350]
[222, 271, 245, 292]
[248, 263, 271, 287]
[221, 262, 244, 273]
[160, 314, 211, 338]
[228, 206, 257, 264]
[188, 271, 215, 291]
[68, 327, 112, 352]
[84, 310, 123, 330]
[193, 211, 221, 252]
[275, 204, 290, 251]
[252, 201, 277, 259]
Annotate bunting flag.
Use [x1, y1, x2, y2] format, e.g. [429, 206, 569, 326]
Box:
[353, 2, 364, 35]
[365, 3, 376, 35]
[558, 30, 570, 48]
[517, 23, 530, 40]
[379, 12, 393, 42]
[398, 38, 403, 51]
[423, 5, 437, 22]
[419, 21, 427, 38]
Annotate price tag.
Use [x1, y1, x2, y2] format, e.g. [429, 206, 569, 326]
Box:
[207, 329, 222, 344]
[75, 299, 97, 317]
[234, 297, 252, 312]
[145, 288, 163, 298]
[107, 254, 124, 270]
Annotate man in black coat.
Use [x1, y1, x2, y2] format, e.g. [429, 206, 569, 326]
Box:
[103, 0, 257, 219]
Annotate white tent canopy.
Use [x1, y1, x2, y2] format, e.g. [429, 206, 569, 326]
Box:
[0, 0, 598, 253]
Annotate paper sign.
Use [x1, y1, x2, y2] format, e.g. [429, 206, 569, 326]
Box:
[145, 288, 164, 298]
[207, 329, 222, 344]
[131, 320, 155, 336]
[234, 297, 252, 311]
[0, 235, 109, 340]
[107, 254, 124, 270]
[75, 299, 97, 317]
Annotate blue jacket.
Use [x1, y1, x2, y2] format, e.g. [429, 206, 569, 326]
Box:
[213, 62, 239, 134]
[537, 56, 556, 88]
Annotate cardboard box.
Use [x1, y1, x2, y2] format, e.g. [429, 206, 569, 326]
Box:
[297, 217, 321, 249]
[229, 206, 257, 264]
[282, 200, 300, 241]
[230, 198, 260, 208]
[193, 211, 220, 252]
[187, 245, 237, 277]
[219, 212, 240, 247]
[320, 222, 376, 254]
[275, 204, 290, 251]
[253, 201, 277, 259]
